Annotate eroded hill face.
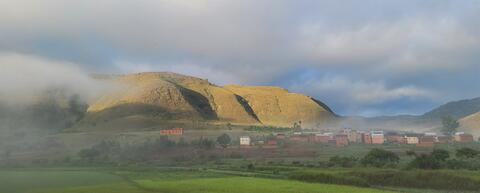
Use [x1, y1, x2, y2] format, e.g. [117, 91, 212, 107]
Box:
[460, 112, 480, 137]
[225, 85, 336, 127]
[83, 72, 336, 129]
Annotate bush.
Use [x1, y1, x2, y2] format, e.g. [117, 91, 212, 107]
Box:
[348, 170, 480, 191]
[407, 149, 450, 169]
[245, 126, 292, 132]
[78, 148, 101, 162]
[191, 137, 215, 149]
[361, 148, 399, 167]
[446, 158, 480, 170]
[328, 156, 358, 168]
[456, 147, 479, 159]
[289, 171, 369, 187]
[407, 154, 442, 169]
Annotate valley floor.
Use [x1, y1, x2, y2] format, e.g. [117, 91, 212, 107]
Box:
[1, 167, 480, 193]
[0, 168, 393, 193]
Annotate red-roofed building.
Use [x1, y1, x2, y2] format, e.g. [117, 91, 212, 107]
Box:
[160, 128, 184, 135]
[276, 133, 286, 139]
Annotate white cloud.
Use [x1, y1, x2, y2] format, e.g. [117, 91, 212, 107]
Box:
[0, 53, 111, 104]
[1, 1, 478, 80]
[300, 17, 480, 76]
[291, 75, 434, 105]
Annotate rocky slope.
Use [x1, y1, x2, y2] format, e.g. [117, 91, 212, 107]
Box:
[224, 85, 336, 127]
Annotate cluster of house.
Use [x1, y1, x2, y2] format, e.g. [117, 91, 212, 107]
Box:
[239, 129, 476, 147]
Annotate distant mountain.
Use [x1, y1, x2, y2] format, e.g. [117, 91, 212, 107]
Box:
[79, 72, 337, 130]
[349, 97, 480, 134]
[421, 97, 480, 120]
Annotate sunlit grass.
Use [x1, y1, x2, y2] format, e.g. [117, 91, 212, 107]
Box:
[136, 177, 396, 193]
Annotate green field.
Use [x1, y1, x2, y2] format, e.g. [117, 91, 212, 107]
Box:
[136, 177, 393, 193]
[0, 168, 394, 193]
[2, 167, 480, 193]
[0, 169, 122, 193]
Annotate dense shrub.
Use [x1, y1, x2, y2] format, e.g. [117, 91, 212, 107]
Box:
[456, 147, 479, 159]
[348, 170, 480, 191]
[408, 154, 442, 169]
[446, 158, 480, 170]
[407, 149, 450, 169]
[328, 156, 358, 168]
[289, 171, 369, 187]
[191, 137, 215, 149]
[245, 126, 292, 132]
[360, 148, 399, 167]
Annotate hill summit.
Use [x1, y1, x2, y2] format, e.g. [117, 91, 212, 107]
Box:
[83, 72, 337, 129]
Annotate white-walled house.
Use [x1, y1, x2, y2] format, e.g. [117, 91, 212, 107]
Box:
[240, 136, 251, 146]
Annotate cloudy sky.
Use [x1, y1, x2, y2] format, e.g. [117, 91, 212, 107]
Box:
[1, 0, 479, 116]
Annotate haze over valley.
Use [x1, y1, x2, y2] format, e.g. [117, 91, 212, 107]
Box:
[1, 1, 480, 193]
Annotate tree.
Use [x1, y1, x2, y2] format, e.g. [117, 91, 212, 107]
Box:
[3, 149, 11, 161]
[217, 133, 231, 149]
[407, 149, 450, 169]
[177, 137, 188, 147]
[431, 149, 450, 161]
[456, 147, 479, 159]
[408, 154, 442, 169]
[191, 137, 215, 149]
[78, 148, 100, 162]
[68, 94, 87, 121]
[154, 136, 176, 148]
[293, 121, 302, 131]
[361, 148, 400, 167]
[441, 116, 459, 135]
[329, 156, 358, 168]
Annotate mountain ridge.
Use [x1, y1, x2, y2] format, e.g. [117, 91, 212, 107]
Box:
[81, 72, 338, 129]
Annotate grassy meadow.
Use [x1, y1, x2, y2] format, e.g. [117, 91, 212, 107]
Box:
[1, 167, 480, 193]
[0, 169, 122, 193]
[0, 168, 396, 193]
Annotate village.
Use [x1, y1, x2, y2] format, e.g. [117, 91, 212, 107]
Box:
[159, 127, 477, 148]
[239, 129, 476, 148]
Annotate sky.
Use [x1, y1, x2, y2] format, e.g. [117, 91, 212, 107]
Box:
[1, 0, 479, 117]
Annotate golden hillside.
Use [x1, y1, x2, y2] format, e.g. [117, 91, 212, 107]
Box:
[224, 85, 336, 127]
[84, 72, 336, 128]
[460, 112, 480, 137]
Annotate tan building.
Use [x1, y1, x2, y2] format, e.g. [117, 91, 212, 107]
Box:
[405, 136, 419, 144]
[347, 130, 358, 143]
